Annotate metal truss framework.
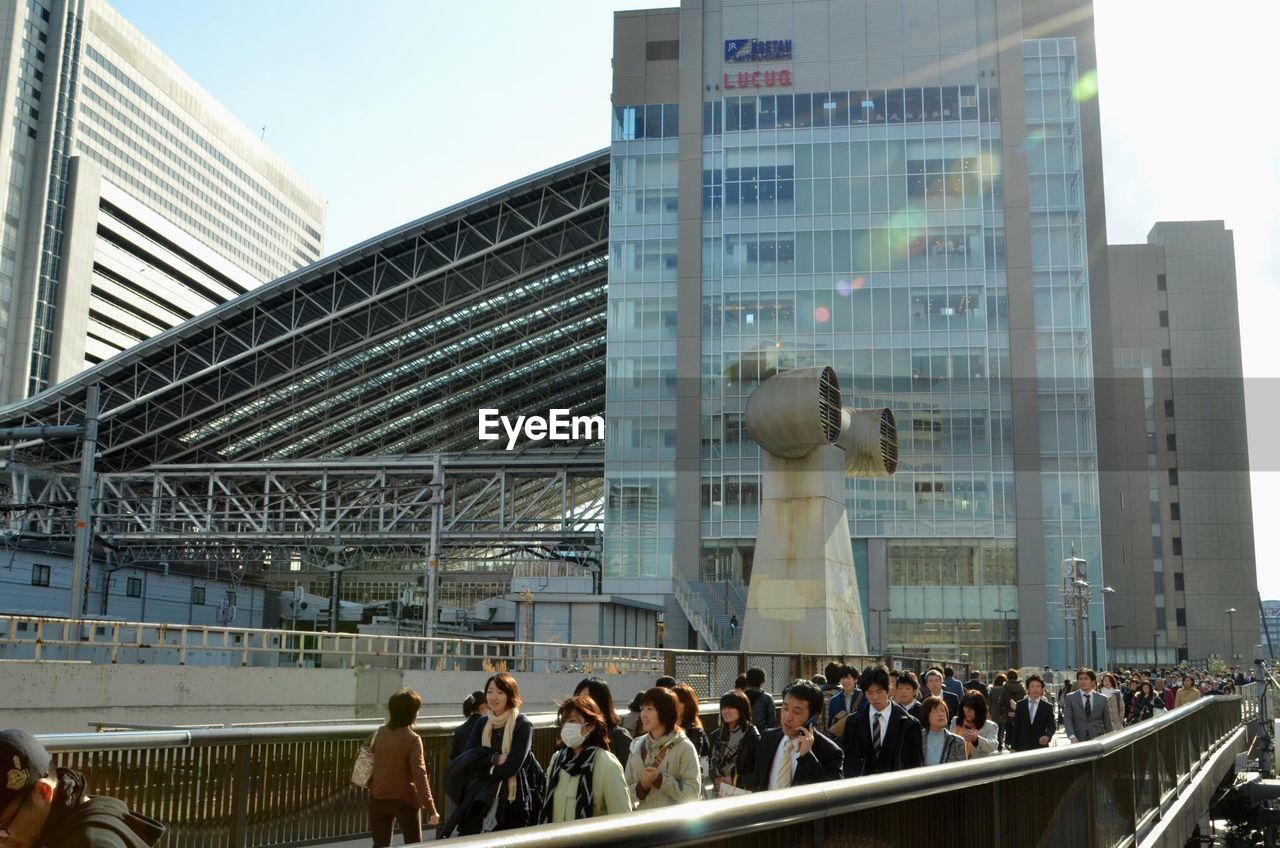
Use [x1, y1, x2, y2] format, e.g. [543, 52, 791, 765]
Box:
[5, 451, 604, 565]
[0, 149, 610, 472]
[0, 151, 612, 569]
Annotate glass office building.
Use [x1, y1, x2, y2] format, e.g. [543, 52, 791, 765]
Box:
[606, 0, 1115, 668]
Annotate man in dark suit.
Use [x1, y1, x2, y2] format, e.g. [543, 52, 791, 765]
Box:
[1007, 674, 1055, 752]
[840, 664, 924, 777]
[893, 670, 927, 723]
[748, 679, 843, 791]
[921, 668, 960, 719]
[964, 670, 989, 699]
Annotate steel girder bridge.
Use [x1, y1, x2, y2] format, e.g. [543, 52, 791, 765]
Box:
[0, 150, 610, 576]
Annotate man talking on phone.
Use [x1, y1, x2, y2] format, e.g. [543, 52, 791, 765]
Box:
[747, 680, 843, 791]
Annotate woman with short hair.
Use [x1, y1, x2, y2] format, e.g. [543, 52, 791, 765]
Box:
[540, 695, 632, 822]
[920, 696, 966, 765]
[623, 687, 702, 808]
[368, 688, 437, 847]
[709, 689, 759, 791]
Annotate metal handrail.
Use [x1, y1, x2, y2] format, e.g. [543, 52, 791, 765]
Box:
[439, 692, 1246, 848]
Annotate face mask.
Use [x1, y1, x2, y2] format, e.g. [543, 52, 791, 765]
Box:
[560, 722, 587, 749]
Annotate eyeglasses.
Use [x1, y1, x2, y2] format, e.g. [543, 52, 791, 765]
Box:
[0, 791, 31, 839]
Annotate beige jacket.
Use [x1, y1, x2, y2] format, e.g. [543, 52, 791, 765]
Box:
[624, 730, 703, 809]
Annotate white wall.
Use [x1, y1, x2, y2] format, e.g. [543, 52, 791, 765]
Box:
[0, 661, 658, 734]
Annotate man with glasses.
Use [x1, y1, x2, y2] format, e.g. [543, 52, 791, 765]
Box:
[0, 729, 163, 848]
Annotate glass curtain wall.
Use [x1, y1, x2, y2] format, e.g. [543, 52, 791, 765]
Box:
[698, 85, 1017, 666]
[1023, 38, 1106, 668]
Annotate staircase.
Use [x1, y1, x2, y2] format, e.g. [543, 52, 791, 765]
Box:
[673, 575, 746, 651]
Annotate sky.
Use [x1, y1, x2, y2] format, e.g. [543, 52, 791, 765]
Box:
[110, 1, 1279, 597]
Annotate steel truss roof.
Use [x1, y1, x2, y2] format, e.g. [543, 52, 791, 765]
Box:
[0, 151, 611, 566]
[0, 149, 611, 472]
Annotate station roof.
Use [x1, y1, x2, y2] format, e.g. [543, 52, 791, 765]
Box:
[0, 149, 611, 473]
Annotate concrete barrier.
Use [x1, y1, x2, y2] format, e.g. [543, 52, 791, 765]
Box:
[0, 660, 657, 733]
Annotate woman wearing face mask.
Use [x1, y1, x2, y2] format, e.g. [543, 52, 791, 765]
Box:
[539, 695, 632, 823]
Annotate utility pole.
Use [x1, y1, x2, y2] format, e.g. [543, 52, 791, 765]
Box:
[69, 386, 100, 621]
[423, 456, 443, 639]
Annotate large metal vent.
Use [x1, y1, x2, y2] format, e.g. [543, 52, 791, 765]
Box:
[817, 366, 842, 445]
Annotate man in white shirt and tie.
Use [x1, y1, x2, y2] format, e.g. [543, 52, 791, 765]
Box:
[1008, 674, 1055, 751]
[749, 679, 844, 791]
[1063, 668, 1113, 742]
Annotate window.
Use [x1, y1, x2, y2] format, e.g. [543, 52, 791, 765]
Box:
[31, 564, 50, 586]
[1168, 468, 1179, 485]
[1172, 537, 1183, 556]
[1157, 274, 1167, 291]
[1166, 434, 1177, 451]
[1175, 607, 1186, 627]
[1174, 572, 1184, 591]
[126, 577, 142, 597]
[1160, 349, 1171, 367]
[192, 586, 206, 605]
[1159, 310, 1169, 328]
[645, 40, 678, 61]
[1170, 502, 1181, 521]
[1165, 400, 1175, 417]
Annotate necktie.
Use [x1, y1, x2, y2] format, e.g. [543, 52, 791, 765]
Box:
[775, 738, 795, 789]
[1029, 700, 1036, 723]
[1084, 694, 1092, 719]
[872, 712, 883, 758]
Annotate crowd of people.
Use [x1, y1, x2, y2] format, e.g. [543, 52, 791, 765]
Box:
[0, 662, 1254, 846]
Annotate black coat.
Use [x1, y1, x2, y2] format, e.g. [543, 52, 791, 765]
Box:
[840, 703, 923, 777]
[924, 689, 960, 720]
[40, 794, 164, 848]
[746, 688, 777, 730]
[462, 713, 538, 832]
[439, 746, 500, 838]
[608, 724, 633, 769]
[1006, 698, 1055, 752]
[710, 724, 760, 783]
[450, 713, 485, 762]
[747, 728, 843, 791]
[965, 679, 990, 700]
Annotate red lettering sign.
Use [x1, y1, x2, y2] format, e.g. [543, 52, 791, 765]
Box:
[722, 69, 793, 89]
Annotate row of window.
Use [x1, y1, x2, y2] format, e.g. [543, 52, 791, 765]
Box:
[84, 46, 322, 243]
[709, 86, 1000, 134]
[29, 564, 209, 604]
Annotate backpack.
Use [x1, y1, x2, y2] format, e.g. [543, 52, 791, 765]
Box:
[521, 750, 547, 815]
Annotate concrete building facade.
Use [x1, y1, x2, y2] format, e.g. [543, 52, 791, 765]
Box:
[0, 0, 324, 401]
[1100, 221, 1258, 665]
[605, 0, 1115, 667]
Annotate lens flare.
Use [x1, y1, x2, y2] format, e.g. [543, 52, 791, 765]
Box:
[836, 278, 852, 297]
[852, 276, 866, 290]
[1072, 69, 1099, 103]
[814, 305, 831, 324]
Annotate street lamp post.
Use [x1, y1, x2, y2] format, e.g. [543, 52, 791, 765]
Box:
[871, 608, 891, 654]
[1226, 608, 1238, 663]
[1100, 587, 1115, 670]
[1061, 552, 1088, 669]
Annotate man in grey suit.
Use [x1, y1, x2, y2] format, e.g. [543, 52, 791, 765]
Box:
[1063, 668, 1113, 742]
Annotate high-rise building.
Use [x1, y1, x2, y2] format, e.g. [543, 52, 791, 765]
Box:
[605, 0, 1118, 667]
[1099, 221, 1257, 665]
[0, 0, 324, 402]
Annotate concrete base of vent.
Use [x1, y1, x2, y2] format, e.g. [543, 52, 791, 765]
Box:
[740, 445, 868, 656]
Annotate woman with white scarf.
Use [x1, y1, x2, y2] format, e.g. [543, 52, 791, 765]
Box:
[1098, 672, 1125, 730]
[539, 695, 631, 823]
[624, 687, 702, 809]
[463, 673, 537, 832]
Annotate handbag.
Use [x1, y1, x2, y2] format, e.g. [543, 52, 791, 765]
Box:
[351, 728, 379, 788]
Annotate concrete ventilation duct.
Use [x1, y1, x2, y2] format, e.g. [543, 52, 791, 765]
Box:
[745, 366, 842, 458]
[837, 407, 899, 476]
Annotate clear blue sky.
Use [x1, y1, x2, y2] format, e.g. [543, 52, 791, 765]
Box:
[111, 1, 1279, 598]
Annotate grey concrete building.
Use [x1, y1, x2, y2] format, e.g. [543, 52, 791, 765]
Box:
[605, 0, 1114, 667]
[0, 0, 324, 402]
[1100, 221, 1258, 665]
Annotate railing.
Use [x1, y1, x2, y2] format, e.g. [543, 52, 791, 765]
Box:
[37, 691, 1251, 848]
[442, 692, 1250, 848]
[672, 573, 727, 651]
[0, 614, 953, 702]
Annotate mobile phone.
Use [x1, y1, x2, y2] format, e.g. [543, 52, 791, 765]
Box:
[804, 714, 818, 730]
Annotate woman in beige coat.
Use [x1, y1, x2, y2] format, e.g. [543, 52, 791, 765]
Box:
[623, 686, 702, 809]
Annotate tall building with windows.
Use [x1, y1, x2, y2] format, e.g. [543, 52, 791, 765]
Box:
[606, 0, 1113, 667]
[0, 0, 324, 402]
[1099, 221, 1257, 665]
